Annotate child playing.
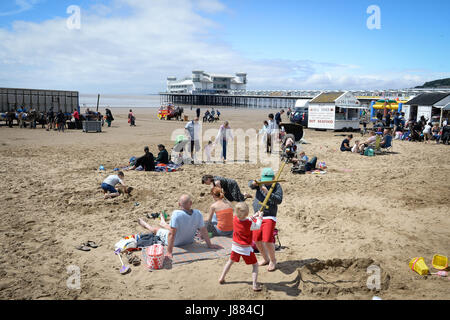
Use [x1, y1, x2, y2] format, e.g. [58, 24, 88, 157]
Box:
[204, 140, 214, 162]
[352, 140, 360, 153]
[219, 202, 263, 292]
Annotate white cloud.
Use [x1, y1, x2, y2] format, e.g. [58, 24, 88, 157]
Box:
[0, 0, 446, 93]
[0, 0, 39, 17]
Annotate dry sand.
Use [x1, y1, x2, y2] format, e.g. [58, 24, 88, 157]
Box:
[0, 107, 449, 300]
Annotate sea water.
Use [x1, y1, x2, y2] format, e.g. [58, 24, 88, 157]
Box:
[79, 94, 161, 109]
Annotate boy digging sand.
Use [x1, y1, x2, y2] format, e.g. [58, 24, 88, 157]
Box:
[219, 202, 263, 292]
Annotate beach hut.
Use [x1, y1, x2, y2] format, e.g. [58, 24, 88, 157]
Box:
[403, 93, 450, 123]
[307, 91, 363, 131]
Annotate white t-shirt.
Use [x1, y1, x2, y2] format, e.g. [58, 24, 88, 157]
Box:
[423, 125, 432, 134]
[103, 175, 124, 186]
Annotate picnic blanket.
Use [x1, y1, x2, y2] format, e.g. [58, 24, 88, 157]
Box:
[171, 236, 233, 266]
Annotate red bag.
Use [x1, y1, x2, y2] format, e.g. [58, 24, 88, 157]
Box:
[142, 244, 165, 270]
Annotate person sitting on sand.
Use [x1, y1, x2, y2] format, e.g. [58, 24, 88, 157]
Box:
[206, 187, 234, 237]
[340, 134, 353, 152]
[248, 168, 283, 272]
[155, 144, 169, 165]
[290, 150, 319, 173]
[219, 202, 263, 292]
[358, 131, 377, 153]
[380, 129, 393, 149]
[130, 146, 155, 171]
[202, 175, 252, 202]
[101, 172, 126, 199]
[138, 194, 221, 259]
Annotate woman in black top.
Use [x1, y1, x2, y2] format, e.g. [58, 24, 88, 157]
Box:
[340, 134, 353, 152]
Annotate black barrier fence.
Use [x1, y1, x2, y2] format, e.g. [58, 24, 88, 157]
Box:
[0, 88, 79, 113]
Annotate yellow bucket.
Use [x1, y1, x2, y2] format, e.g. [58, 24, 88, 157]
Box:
[409, 257, 429, 275]
[432, 255, 448, 270]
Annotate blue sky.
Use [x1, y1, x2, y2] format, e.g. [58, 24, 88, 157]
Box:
[0, 0, 449, 93]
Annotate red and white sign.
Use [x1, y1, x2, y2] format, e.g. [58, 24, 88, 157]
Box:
[308, 104, 335, 129]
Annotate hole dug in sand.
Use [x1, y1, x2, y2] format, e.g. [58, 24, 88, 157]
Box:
[298, 258, 390, 297]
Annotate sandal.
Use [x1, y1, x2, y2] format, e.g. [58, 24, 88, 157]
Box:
[86, 241, 99, 248]
[75, 244, 91, 252]
[127, 254, 141, 266]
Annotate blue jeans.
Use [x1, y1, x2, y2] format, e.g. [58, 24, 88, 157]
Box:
[222, 140, 227, 160]
[101, 183, 117, 193]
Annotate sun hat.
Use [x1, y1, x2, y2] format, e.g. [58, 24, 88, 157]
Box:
[261, 168, 275, 182]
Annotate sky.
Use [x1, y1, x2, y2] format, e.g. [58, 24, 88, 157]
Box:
[0, 0, 449, 94]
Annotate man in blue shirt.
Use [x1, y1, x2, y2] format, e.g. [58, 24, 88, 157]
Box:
[138, 194, 220, 259]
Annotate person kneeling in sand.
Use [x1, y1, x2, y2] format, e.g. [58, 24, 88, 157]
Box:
[138, 194, 221, 259]
[219, 202, 263, 292]
[101, 172, 127, 199]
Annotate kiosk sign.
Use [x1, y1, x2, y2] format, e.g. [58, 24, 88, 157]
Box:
[308, 104, 335, 129]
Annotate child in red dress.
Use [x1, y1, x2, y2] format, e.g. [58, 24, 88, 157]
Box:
[219, 202, 263, 291]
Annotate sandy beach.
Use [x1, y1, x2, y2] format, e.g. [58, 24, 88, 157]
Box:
[0, 106, 449, 300]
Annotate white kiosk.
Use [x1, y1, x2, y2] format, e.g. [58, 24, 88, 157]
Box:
[308, 91, 363, 131]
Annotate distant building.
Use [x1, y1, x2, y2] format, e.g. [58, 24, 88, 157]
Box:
[167, 71, 247, 94]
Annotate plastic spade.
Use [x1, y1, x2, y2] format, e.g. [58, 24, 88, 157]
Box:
[115, 249, 131, 275]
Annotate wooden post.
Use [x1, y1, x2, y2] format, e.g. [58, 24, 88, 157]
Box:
[96, 94, 100, 112]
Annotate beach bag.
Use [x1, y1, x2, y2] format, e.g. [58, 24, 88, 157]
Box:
[114, 236, 138, 252]
[142, 244, 165, 270]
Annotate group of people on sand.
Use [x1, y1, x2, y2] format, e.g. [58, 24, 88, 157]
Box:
[340, 129, 393, 154]
[260, 110, 286, 154]
[182, 118, 234, 163]
[102, 168, 283, 291]
[365, 112, 450, 145]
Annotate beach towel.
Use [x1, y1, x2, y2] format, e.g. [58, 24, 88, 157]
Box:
[171, 236, 233, 266]
[154, 162, 183, 172]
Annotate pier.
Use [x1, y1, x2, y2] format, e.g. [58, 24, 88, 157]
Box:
[159, 92, 313, 109]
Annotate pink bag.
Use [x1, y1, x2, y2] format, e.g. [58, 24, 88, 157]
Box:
[142, 244, 165, 270]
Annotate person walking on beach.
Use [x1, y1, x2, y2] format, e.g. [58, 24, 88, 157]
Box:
[105, 108, 114, 127]
[56, 109, 65, 132]
[202, 175, 252, 203]
[266, 114, 278, 154]
[216, 121, 233, 162]
[219, 202, 263, 292]
[128, 109, 136, 126]
[46, 107, 55, 131]
[185, 117, 201, 162]
[196, 107, 201, 119]
[73, 108, 81, 129]
[275, 109, 284, 127]
[138, 194, 220, 259]
[248, 168, 283, 272]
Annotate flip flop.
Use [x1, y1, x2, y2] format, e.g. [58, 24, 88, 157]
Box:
[75, 245, 91, 252]
[253, 286, 263, 292]
[85, 241, 98, 248]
